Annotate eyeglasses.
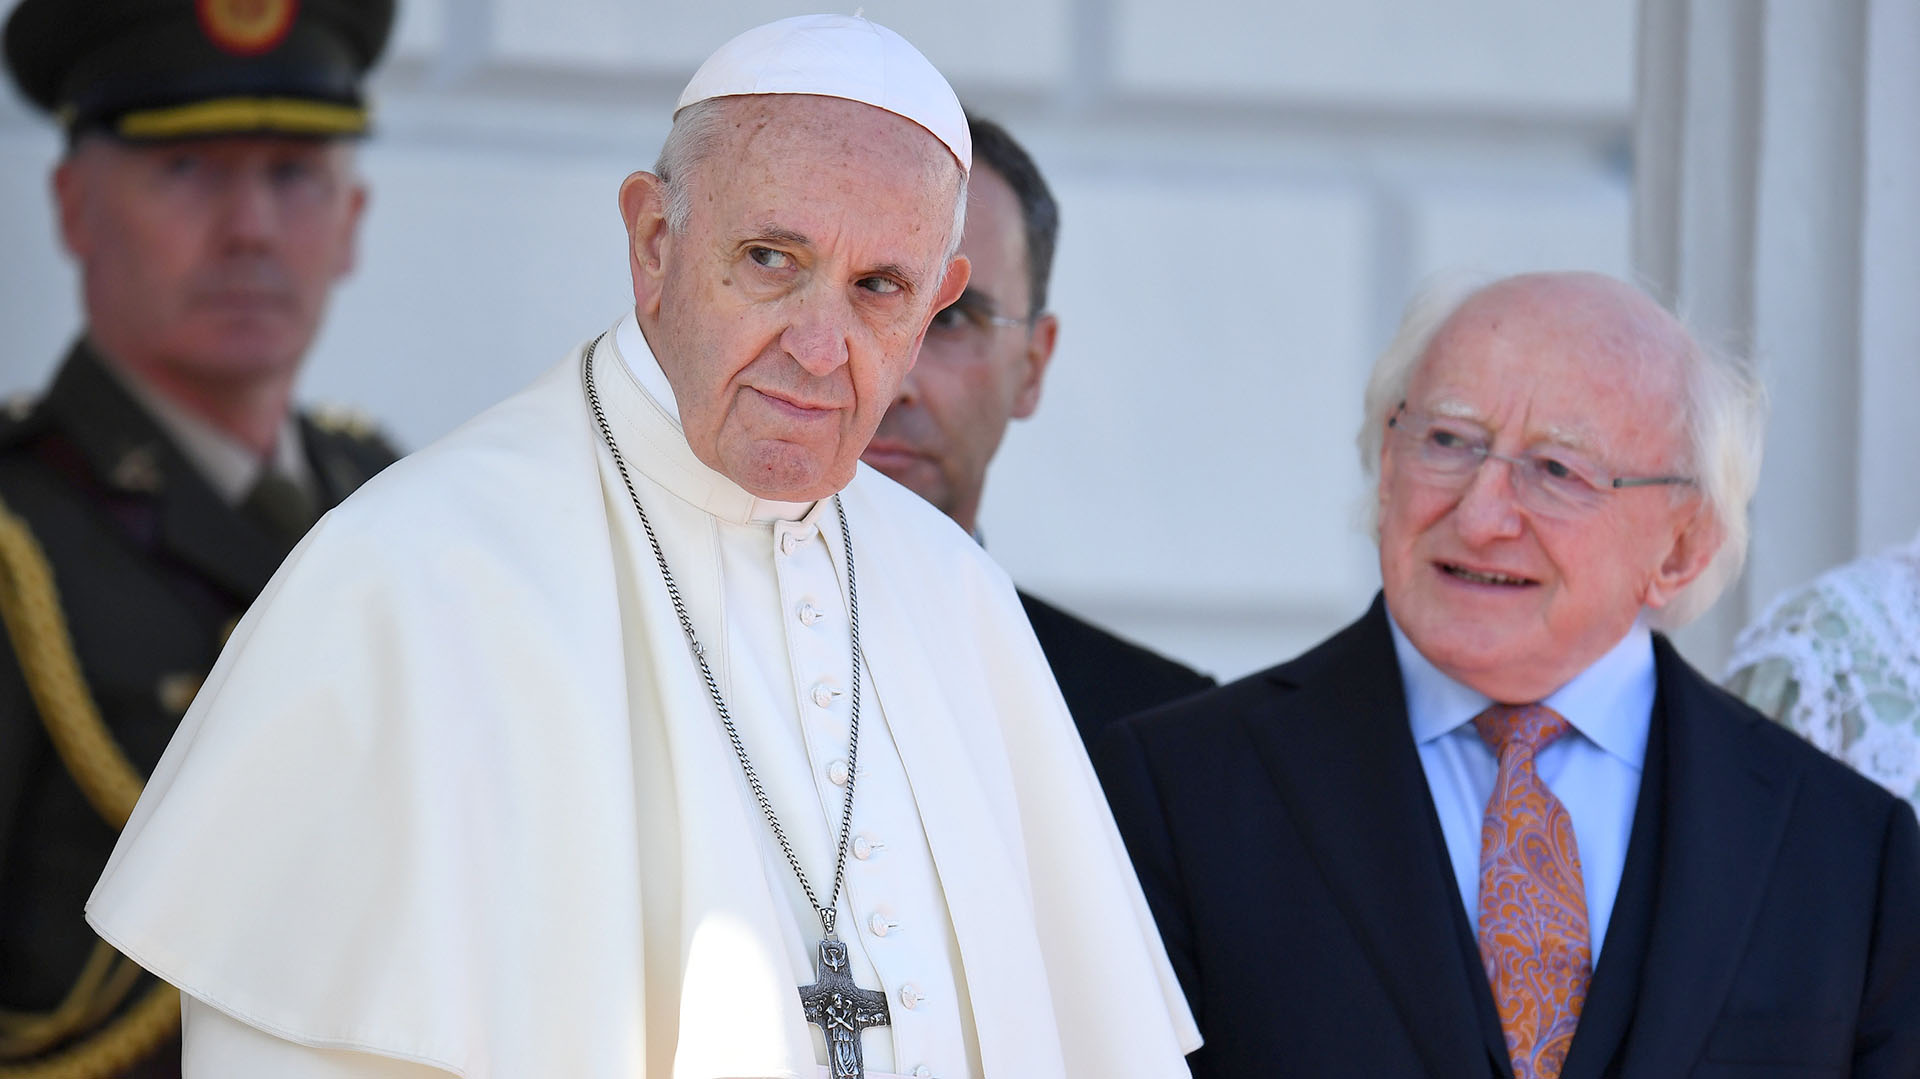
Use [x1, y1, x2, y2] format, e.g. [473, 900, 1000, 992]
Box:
[1387, 403, 1694, 520]
[925, 293, 1029, 347]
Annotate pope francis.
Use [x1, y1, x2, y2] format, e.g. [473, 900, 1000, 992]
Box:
[85, 15, 1199, 1079]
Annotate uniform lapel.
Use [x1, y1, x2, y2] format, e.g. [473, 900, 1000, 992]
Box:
[1612, 638, 1800, 1074]
[42, 342, 288, 604]
[1246, 599, 1508, 1077]
[157, 472, 287, 598]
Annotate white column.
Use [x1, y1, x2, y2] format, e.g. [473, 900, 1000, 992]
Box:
[1856, 0, 1920, 556]
[1632, 0, 1918, 675]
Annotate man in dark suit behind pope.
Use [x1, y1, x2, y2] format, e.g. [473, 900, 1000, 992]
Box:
[1094, 270, 1920, 1078]
[861, 115, 1213, 743]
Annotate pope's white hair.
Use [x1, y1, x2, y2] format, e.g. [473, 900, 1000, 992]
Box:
[654, 97, 968, 261]
[1355, 270, 1768, 630]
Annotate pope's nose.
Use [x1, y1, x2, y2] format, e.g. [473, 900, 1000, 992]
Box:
[781, 291, 853, 376]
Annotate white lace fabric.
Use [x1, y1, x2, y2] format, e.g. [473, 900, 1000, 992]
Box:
[1726, 531, 1920, 811]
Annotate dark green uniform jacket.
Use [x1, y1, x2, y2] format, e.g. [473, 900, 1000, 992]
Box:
[0, 342, 397, 1077]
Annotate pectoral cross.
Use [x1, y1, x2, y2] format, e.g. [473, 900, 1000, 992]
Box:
[799, 937, 891, 1079]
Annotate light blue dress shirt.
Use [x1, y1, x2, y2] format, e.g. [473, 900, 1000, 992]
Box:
[1390, 609, 1654, 960]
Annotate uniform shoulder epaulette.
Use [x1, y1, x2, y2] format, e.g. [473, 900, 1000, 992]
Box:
[306, 402, 385, 444]
[0, 392, 43, 449]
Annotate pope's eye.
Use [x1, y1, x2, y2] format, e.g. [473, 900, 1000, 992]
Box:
[859, 276, 902, 295]
[748, 247, 791, 269]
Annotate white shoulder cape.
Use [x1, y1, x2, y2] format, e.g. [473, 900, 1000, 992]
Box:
[87, 334, 1199, 1078]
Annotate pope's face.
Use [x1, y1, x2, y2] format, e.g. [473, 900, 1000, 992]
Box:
[863, 162, 1055, 534]
[1376, 275, 1719, 703]
[626, 95, 969, 502]
[55, 136, 364, 391]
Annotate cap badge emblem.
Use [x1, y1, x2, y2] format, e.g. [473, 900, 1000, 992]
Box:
[196, 0, 300, 56]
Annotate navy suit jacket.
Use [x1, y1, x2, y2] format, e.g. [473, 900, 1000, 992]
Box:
[1017, 589, 1214, 747]
[1093, 598, 1920, 1078]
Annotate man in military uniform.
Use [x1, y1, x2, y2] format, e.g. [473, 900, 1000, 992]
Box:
[0, 1, 397, 1074]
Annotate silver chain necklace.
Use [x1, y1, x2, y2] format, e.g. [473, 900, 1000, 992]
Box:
[583, 336, 889, 1078]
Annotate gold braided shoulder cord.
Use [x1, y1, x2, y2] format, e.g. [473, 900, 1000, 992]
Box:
[0, 496, 179, 1076]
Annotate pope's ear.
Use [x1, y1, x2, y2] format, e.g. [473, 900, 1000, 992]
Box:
[933, 254, 970, 315]
[1642, 501, 1725, 612]
[619, 171, 671, 314]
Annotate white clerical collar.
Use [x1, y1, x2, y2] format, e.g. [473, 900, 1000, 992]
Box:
[1389, 604, 1653, 769]
[609, 311, 818, 524]
[98, 349, 312, 505]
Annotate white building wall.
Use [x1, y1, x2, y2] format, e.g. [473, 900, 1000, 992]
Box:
[0, 1, 1637, 682]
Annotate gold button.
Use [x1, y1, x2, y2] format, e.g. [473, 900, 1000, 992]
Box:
[155, 671, 205, 717]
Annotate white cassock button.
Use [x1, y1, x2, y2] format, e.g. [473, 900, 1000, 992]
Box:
[899, 984, 922, 1010]
[913, 1068, 933, 1078]
[780, 532, 798, 556]
[852, 834, 875, 860]
[811, 683, 840, 708]
[798, 602, 823, 627]
[827, 759, 849, 786]
[868, 913, 898, 937]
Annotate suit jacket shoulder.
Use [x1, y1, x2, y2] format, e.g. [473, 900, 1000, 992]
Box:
[1601, 633, 1920, 1077]
[1018, 589, 1215, 745]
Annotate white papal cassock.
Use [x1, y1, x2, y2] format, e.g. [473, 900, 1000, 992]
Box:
[86, 315, 1200, 1078]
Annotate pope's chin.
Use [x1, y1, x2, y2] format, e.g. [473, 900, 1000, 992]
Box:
[718, 439, 857, 503]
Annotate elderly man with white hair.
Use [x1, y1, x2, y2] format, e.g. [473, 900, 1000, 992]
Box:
[1094, 271, 1920, 1078]
[83, 16, 1198, 1079]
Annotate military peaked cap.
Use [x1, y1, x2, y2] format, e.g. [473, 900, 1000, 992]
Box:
[4, 0, 393, 140]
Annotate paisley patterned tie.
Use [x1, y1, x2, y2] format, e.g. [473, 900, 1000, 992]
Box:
[1473, 703, 1592, 1079]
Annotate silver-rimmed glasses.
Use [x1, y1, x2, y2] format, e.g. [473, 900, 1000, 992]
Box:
[925, 293, 1029, 349]
[1387, 403, 1694, 519]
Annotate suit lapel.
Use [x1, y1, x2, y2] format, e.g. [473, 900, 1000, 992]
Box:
[1612, 638, 1801, 1074]
[1246, 599, 1507, 1077]
[43, 342, 288, 603]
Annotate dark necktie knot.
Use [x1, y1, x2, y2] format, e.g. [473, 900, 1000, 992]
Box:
[242, 470, 317, 546]
[1473, 702, 1571, 760]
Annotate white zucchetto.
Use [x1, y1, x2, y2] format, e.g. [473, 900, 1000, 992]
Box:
[675, 13, 971, 173]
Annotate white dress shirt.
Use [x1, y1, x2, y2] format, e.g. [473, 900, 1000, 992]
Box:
[1391, 609, 1654, 959]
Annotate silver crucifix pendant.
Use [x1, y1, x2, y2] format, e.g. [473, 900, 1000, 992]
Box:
[799, 937, 891, 1079]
